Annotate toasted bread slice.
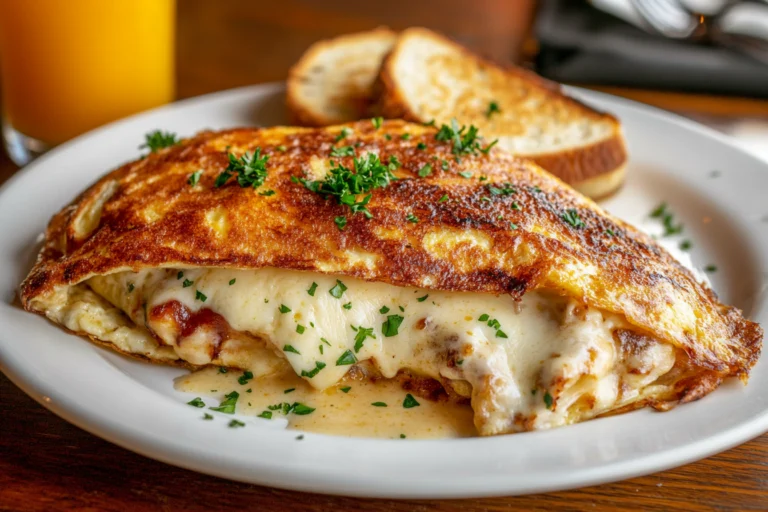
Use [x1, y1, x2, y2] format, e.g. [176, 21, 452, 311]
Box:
[286, 28, 397, 126]
[377, 28, 628, 198]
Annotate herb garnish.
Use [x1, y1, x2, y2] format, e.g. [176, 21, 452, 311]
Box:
[340, 386, 351, 393]
[459, 171, 473, 179]
[330, 145, 355, 158]
[237, 371, 253, 385]
[372, 117, 383, 129]
[278, 304, 292, 314]
[705, 264, 717, 273]
[209, 391, 239, 414]
[336, 350, 357, 366]
[418, 164, 432, 177]
[488, 183, 516, 196]
[371, 402, 387, 407]
[403, 394, 420, 409]
[343, 302, 352, 310]
[382, 314, 404, 337]
[296, 324, 306, 334]
[219, 367, 228, 374]
[177, 271, 184, 280]
[229, 419, 245, 428]
[329, 280, 347, 298]
[188, 170, 202, 186]
[406, 213, 419, 223]
[284, 388, 296, 394]
[334, 216, 347, 230]
[215, 148, 269, 189]
[509, 222, 518, 230]
[438, 194, 449, 203]
[544, 391, 554, 410]
[379, 306, 390, 314]
[203, 413, 213, 420]
[187, 397, 205, 408]
[435, 118, 498, 157]
[258, 189, 275, 196]
[680, 240, 692, 251]
[283, 345, 301, 355]
[486, 101, 501, 118]
[300, 361, 327, 379]
[334, 127, 353, 142]
[229, 278, 236, 285]
[257, 411, 272, 419]
[562, 209, 586, 229]
[127, 283, 134, 293]
[401, 133, 411, 140]
[141, 130, 178, 153]
[307, 282, 318, 296]
[417, 142, 427, 150]
[182, 279, 193, 288]
[416, 294, 428, 302]
[195, 290, 207, 302]
[353, 326, 376, 352]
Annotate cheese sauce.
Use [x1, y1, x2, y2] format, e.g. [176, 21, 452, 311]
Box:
[88, 266, 676, 435]
[175, 366, 476, 439]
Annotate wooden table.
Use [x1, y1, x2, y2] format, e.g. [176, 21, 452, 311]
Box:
[1, 2, 766, 510]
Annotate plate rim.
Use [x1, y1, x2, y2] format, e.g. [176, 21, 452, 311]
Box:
[1, 82, 767, 499]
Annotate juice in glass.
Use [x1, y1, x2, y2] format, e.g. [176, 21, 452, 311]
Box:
[0, 0, 175, 164]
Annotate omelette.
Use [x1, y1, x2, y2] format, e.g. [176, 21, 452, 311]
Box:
[20, 119, 762, 436]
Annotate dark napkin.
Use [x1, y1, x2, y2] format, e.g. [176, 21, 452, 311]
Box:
[534, 0, 768, 97]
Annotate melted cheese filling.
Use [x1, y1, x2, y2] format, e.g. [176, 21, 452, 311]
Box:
[86, 267, 676, 435]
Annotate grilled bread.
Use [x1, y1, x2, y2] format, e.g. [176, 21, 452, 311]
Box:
[21, 121, 761, 436]
[377, 27, 628, 198]
[286, 27, 397, 126]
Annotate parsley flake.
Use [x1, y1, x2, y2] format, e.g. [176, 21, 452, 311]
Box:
[203, 413, 213, 420]
[329, 280, 348, 298]
[340, 386, 352, 393]
[382, 314, 404, 337]
[278, 304, 291, 314]
[486, 101, 501, 118]
[215, 148, 269, 189]
[209, 391, 239, 414]
[416, 294, 429, 302]
[334, 216, 347, 230]
[435, 118, 498, 157]
[705, 264, 718, 273]
[336, 350, 357, 366]
[372, 117, 383, 129]
[562, 209, 586, 229]
[187, 397, 205, 408]
[283, 345, 301, 355]
[182, 279, 193, 288]
[334, 127, 353, 142]
[229, 278, 236, 285]
[284, 388, 296, 394]
[127, 283, 134, 293]
[403, 394, 420, 408]
[257, 411, 272, 419]
[438, 194, 449, 203]
[229, 419, 245, 428]
[379, 306, 390, 314]
[371, 402, 387, 407]
[307, 282, 318, 296]
[188, 170, 202, 186]
[544, 391, 554, 410]
[195, 290, 207, 302]
[459, 171, 473, 179]
[406, 213, 419, 223]
[417, 142, 427, 150]
[141, 130, 178, 153]
[354, 326, 376, 352]
[418, 163, 432, 177]
[343, 302, 352, 310]
[330, 145, 355, 158]
[300, 361, 327, 379]
[237, 371, 253, 385]
[401, 133, 411, 140]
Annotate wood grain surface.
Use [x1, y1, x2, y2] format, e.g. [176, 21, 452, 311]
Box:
[1, 1, 766, 510]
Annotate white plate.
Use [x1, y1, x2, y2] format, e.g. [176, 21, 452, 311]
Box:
[1, 83, 767, 499]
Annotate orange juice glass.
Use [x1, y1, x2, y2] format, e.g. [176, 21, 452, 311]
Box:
[0, 0, 175, 165]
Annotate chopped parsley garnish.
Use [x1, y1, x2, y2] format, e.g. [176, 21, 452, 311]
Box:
[296, 324, 306, 334]
[330, 145, 355, 158]
[353, 326, 376, 352]
[334, 127, 353, 142]
[275, 145, 287, 152]
[435, 118, 498, 157]
[371, 402, 387, 407]
[319, 345, 324, 354]
[379, 305, 390, 314]
[300, 361, 327, 379]
[401, 133, 411, 140]
[219, 367, 228, 374]
[127, 283, 134, 293]
[340, 386, 351, 393]
[258, 189, 275, 196]
[382, 314, 404, 337]
[209, 391, 239, 414]
[343, 302, 352, 310]
[229, 278, 236, 285]
[478, 314, 490, 322]
[661, 210, 683, 236]
[680, 239, 692, 250]
[605, 228, 616, 237]
[187, 397, 205, 408]
[141, 130, 178, 153]
[416, 294, 429, 302]
[438, 194, 449, 203]
[441, 159, 449, 171]
[278, 304, 291, 314]
[496, 330, 508, 338]
[321, 338, 331, 346]
[188, 170, 202, 186]
[237, 371, 253, 385]
[456, 359, 464, 366]
[203, 413, 213, 420]
[400, 434, 406, 439]
[399, 305, 405, 312]
[307, 282, 318, 296]
[509, 222, 518, 230]
[215, 148, 269, 189]
[177, 271, 184, 280]
[650, 202, 667, 218]
[334, 216, 347, 231]
[246, 389, 252, 393]
[488, 183, 516, 196]
[195, 290, 207, 302]
[406, 213, 419, 223]
[372, 117, 383, 129]
[486, 101, 501, 118]
[257, 411, 272, 419]
[705, 264, 717, 273]
[418, 164, 432, 177]
[403, 394, 420, 408]
[336, 349, 357, 366]
[283, 345, 301, 355]
[417, 142, 427, 150]
[562, 209, 586, 229]
[544, 391, 554, 410]
[284, 388, 295, 394]
[229, 419, 245, 428]
[329, 280, 348, 298]
[182, 279, 193, 288]
[384, 134, 392, 140]
[459, 171, 473, 179]
[292, 403, 315, 415]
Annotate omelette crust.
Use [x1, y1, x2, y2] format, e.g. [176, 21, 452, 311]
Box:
[21, 120, 761, 384]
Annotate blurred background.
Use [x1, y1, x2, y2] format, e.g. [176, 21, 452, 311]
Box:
[0, 0, 766, 169]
